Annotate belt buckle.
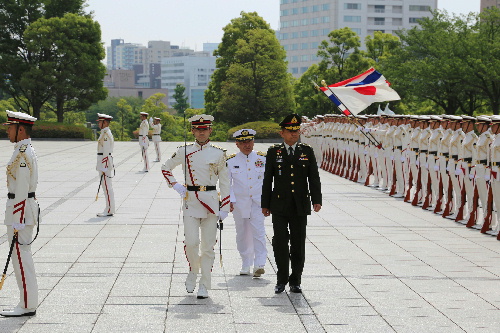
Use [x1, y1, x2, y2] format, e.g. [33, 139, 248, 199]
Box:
[199, 185, 206, 192]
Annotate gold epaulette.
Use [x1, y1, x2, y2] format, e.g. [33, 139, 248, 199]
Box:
[211, 144, 227, 152]
[19, 144, 28, 152]
[226, 153, 236, 160]
[299, 143, 312, 148]
[177, 143, 194, 149]
[257, 151, 266, 157]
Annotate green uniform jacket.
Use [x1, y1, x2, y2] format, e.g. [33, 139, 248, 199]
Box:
[261, 143, 322, 216]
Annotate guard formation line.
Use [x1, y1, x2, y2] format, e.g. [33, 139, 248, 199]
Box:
[301, 106, 500, 241]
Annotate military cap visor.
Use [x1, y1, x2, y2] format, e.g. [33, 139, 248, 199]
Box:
[280, 114, 302, 130]
[189, 114, 214, 128]
[233, 129, 256, 141]
[3, 110, 37, 125]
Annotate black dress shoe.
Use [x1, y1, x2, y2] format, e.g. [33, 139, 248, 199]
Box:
[274, 284, 286, 294]
[289, 285, 302, 293]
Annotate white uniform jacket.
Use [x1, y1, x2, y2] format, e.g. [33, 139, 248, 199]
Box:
[96, 127, 114, 177]
[5, 138, 39, 226]
[162, 141, 230, 218]
[227, 151, 266, 219]
[149, 118, 162, 142]
[139, 119, 150, 147]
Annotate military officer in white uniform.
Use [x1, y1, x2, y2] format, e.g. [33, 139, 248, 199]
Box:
[161, 114, 230, 299]
[138, 112, 150, 172]
[1, 111, 39, 317]
[96, 113, 115, 217]
[149, 117, 162, 162]
[227, 129, 268, 277]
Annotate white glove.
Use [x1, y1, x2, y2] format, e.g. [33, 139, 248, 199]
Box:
[390, 155, 394, 161]
[364, 150, 368, 155]
[357, 126, 363, 131]
[173, 183, 186, 197]
[485, 173, 491, 181]
[365, 128, 372, 133]
[416, 160, 420, 166]
[434, 164, 439, 171]
[218, 211, 228, 221]
[446, 166, 450, 172]
[455, 168, 463, 176]
[12, 223, 25, 231]
[425, 163, 429, 169]
[400, 156, 406, 162]
[469, 173, 475, 179]
[374, 153, 378, 158]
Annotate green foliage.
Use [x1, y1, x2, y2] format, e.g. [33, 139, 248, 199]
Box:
[227, 121, 282, 141]
[172, 85, 190, 116]
[364, 31, 401, 63]
[207, 12, 294, 126]
[0, 121, 92, 139]
[141, 93, 168, 118]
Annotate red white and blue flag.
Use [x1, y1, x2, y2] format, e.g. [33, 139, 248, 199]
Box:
[319, 67, 400, 115]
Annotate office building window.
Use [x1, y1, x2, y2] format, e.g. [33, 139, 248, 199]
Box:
[409, 17, 421, 23]
[310, 54, 319, 61]
[393, 6, 403, 14]
[280, 33, 289, 40]
[311, 17, 320, 24]
[344, 3, 361, 10]
[374, 5, 385, 13]
[312, 5, 320, 12]
[301, 43, 309, 50]
[292, 8, 299, 15]
[301, 55, 308, 61]
[280, 0, 289, 4]
[352, 28, 361, 35]
[392, 18, 402, 26]
[281, 21, 289, 28]
[292, 32, 299, 38]
[374, 17, 385, 25]
[310, 41, 320, 49]
[322, 28, 330, 35]
[291, 43, 299, 50]
[344, 16, 361, 22]
[291, 67, 299, 74]
[311, 29, 320, 36]
[302, 19, 308, 26]
[300, 67, 308, 73]
[322, 16, 330, 23]
[280, 9, 289, 16]
[302, 6, 309, 13]
[301, 30, 309, 38]
[409, 5, 431, 11]
[322, 4, 330, 10]
[291, 55, 299, 62]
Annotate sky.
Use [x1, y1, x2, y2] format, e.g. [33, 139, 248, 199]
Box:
[85, 0, 481, 50]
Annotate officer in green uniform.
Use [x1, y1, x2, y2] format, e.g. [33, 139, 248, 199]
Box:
[261, 114, 322, 294]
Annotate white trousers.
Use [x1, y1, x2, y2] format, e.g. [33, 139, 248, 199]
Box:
[475, 164, 489, 222]
[7, 226, 38, 309]
[448, 159, 462, 215]
[141, 146, 149, 171]
[100, 174, 115, 214]
[428, 156, 439, 207]
[394, 149, 405, 194]
[232, 202, 267, 268]
[183, 214, 217, 289]
[154, 141, 161, 161]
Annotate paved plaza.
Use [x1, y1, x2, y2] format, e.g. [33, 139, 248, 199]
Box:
[0, 140, 499, 333]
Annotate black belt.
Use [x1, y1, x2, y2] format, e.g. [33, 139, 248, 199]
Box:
[428, 151, 437, 155]
[354, 140, 359, 143]
[479, 159, 488, 164]
[420, 149, 428, 153]
[395, 146, 402, 150]
[410, 148, 419, 151]
[8, 192, 35, 199]
[187, 186, 216, 192]
[97, 153, 111, 155]
[442, 152, 449, 157]
[463, 157, 472, 162]
[451, 155, 458, 159]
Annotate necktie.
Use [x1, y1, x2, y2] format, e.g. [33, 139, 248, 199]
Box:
[288, 146, 294, 157]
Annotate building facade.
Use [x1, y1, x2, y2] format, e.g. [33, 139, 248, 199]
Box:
[481, 0, 500, 11]
[279, 0, 437, 77]
[161, 52, 216, 109]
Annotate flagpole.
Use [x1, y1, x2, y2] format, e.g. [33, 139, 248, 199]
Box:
[312, 80, 382, 148]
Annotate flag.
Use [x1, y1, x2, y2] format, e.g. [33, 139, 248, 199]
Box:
[320, 67, 400, 115]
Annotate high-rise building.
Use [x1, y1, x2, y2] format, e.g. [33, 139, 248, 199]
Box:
[161, 52, 216, 109]
[107, 39, 124, 70]
[279, 0, 437, 77]
[481, 0, 500, 11]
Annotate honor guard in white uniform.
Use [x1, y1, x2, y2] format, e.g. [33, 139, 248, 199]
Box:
[138, 112, 150, 172]
[149, 117, 162, 162]
[1, 111, 39, 317]
[161, 114, 230, 299]
[96, 114, 115, 217]
[488, 116, 500, 237]
[474, 116, 494, 227]
[227, 129, 268, 277]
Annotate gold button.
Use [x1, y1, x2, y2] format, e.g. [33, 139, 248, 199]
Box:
[291, 173, 294, 176]
[292, 190, 294, 192]
[250, 195, 252, 197]
[248, 168, 251, 171]
[250, 186, 252, 189]
[291, 182, 294, 185]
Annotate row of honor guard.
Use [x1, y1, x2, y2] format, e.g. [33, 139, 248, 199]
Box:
[138, 112, 162, 172]
[301, 109, 500, 240]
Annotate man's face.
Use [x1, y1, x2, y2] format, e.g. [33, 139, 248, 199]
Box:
[98, 120, 109, 129]
[280, 128, 300, 146]
[192, 127, 212, 143]
[140, 115, 147, 121]
[6, 124, 18, 143]
[491, 122, 500, 133]
[236, 139, 254, 155]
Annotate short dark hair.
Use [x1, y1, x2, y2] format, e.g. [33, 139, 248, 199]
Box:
[20, 123, 33, 136]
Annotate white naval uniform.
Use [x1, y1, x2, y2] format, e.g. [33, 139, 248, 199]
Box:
[149, 118, 162, 161]
[139, 119, 150, 171]
[161, 141, 230, 289]
[475, 129, 495, 223]
[5, 138, 39, 310]
[489, 135, 500, 233]
[227, 151, 268, 269]
[97, 127, 115, 215]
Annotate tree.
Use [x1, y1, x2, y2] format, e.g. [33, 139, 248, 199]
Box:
[205, 12, 275, 117]
[0, 0, 87, 118]
[116, 98, 133, 141]
[364, 31, 401, 63]
[24, 13, 107, 122]
[172, 85, 189, 116]
[293, 64, 334, 118]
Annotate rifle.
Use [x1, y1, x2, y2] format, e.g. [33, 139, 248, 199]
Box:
[466, 184, 479, 228]
[353, 156, 360, 182]
[405, 166, 413, 202]
[433, 171, 444, 213]
[481, 182, 494, 233]
[95, 173, 104, 201]
[412, 161, 422, 206]
[422, 171, 433, 210]
[0, 231, 18, 290]
[455, 178, 467, 221]
[329, 147, 336, 173]
[389, 158, 397, 196]
[217, 219, 223, 267]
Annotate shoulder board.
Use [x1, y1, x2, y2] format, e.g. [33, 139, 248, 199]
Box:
[270, 144, 282, 149]
[19, 144, 28, 152]
[211, 144, 227, 152]
[226, 153, 237, 160]
[177, 143, 194, 149]
[257, 151, 266, 157]
[299, 143, 312, 148]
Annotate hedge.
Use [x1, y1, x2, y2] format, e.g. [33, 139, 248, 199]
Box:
[227, 121, 281, 140]
[0, 121, 93, 140]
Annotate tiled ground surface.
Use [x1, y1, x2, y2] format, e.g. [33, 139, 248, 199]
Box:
[0, 140, 498, 333]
